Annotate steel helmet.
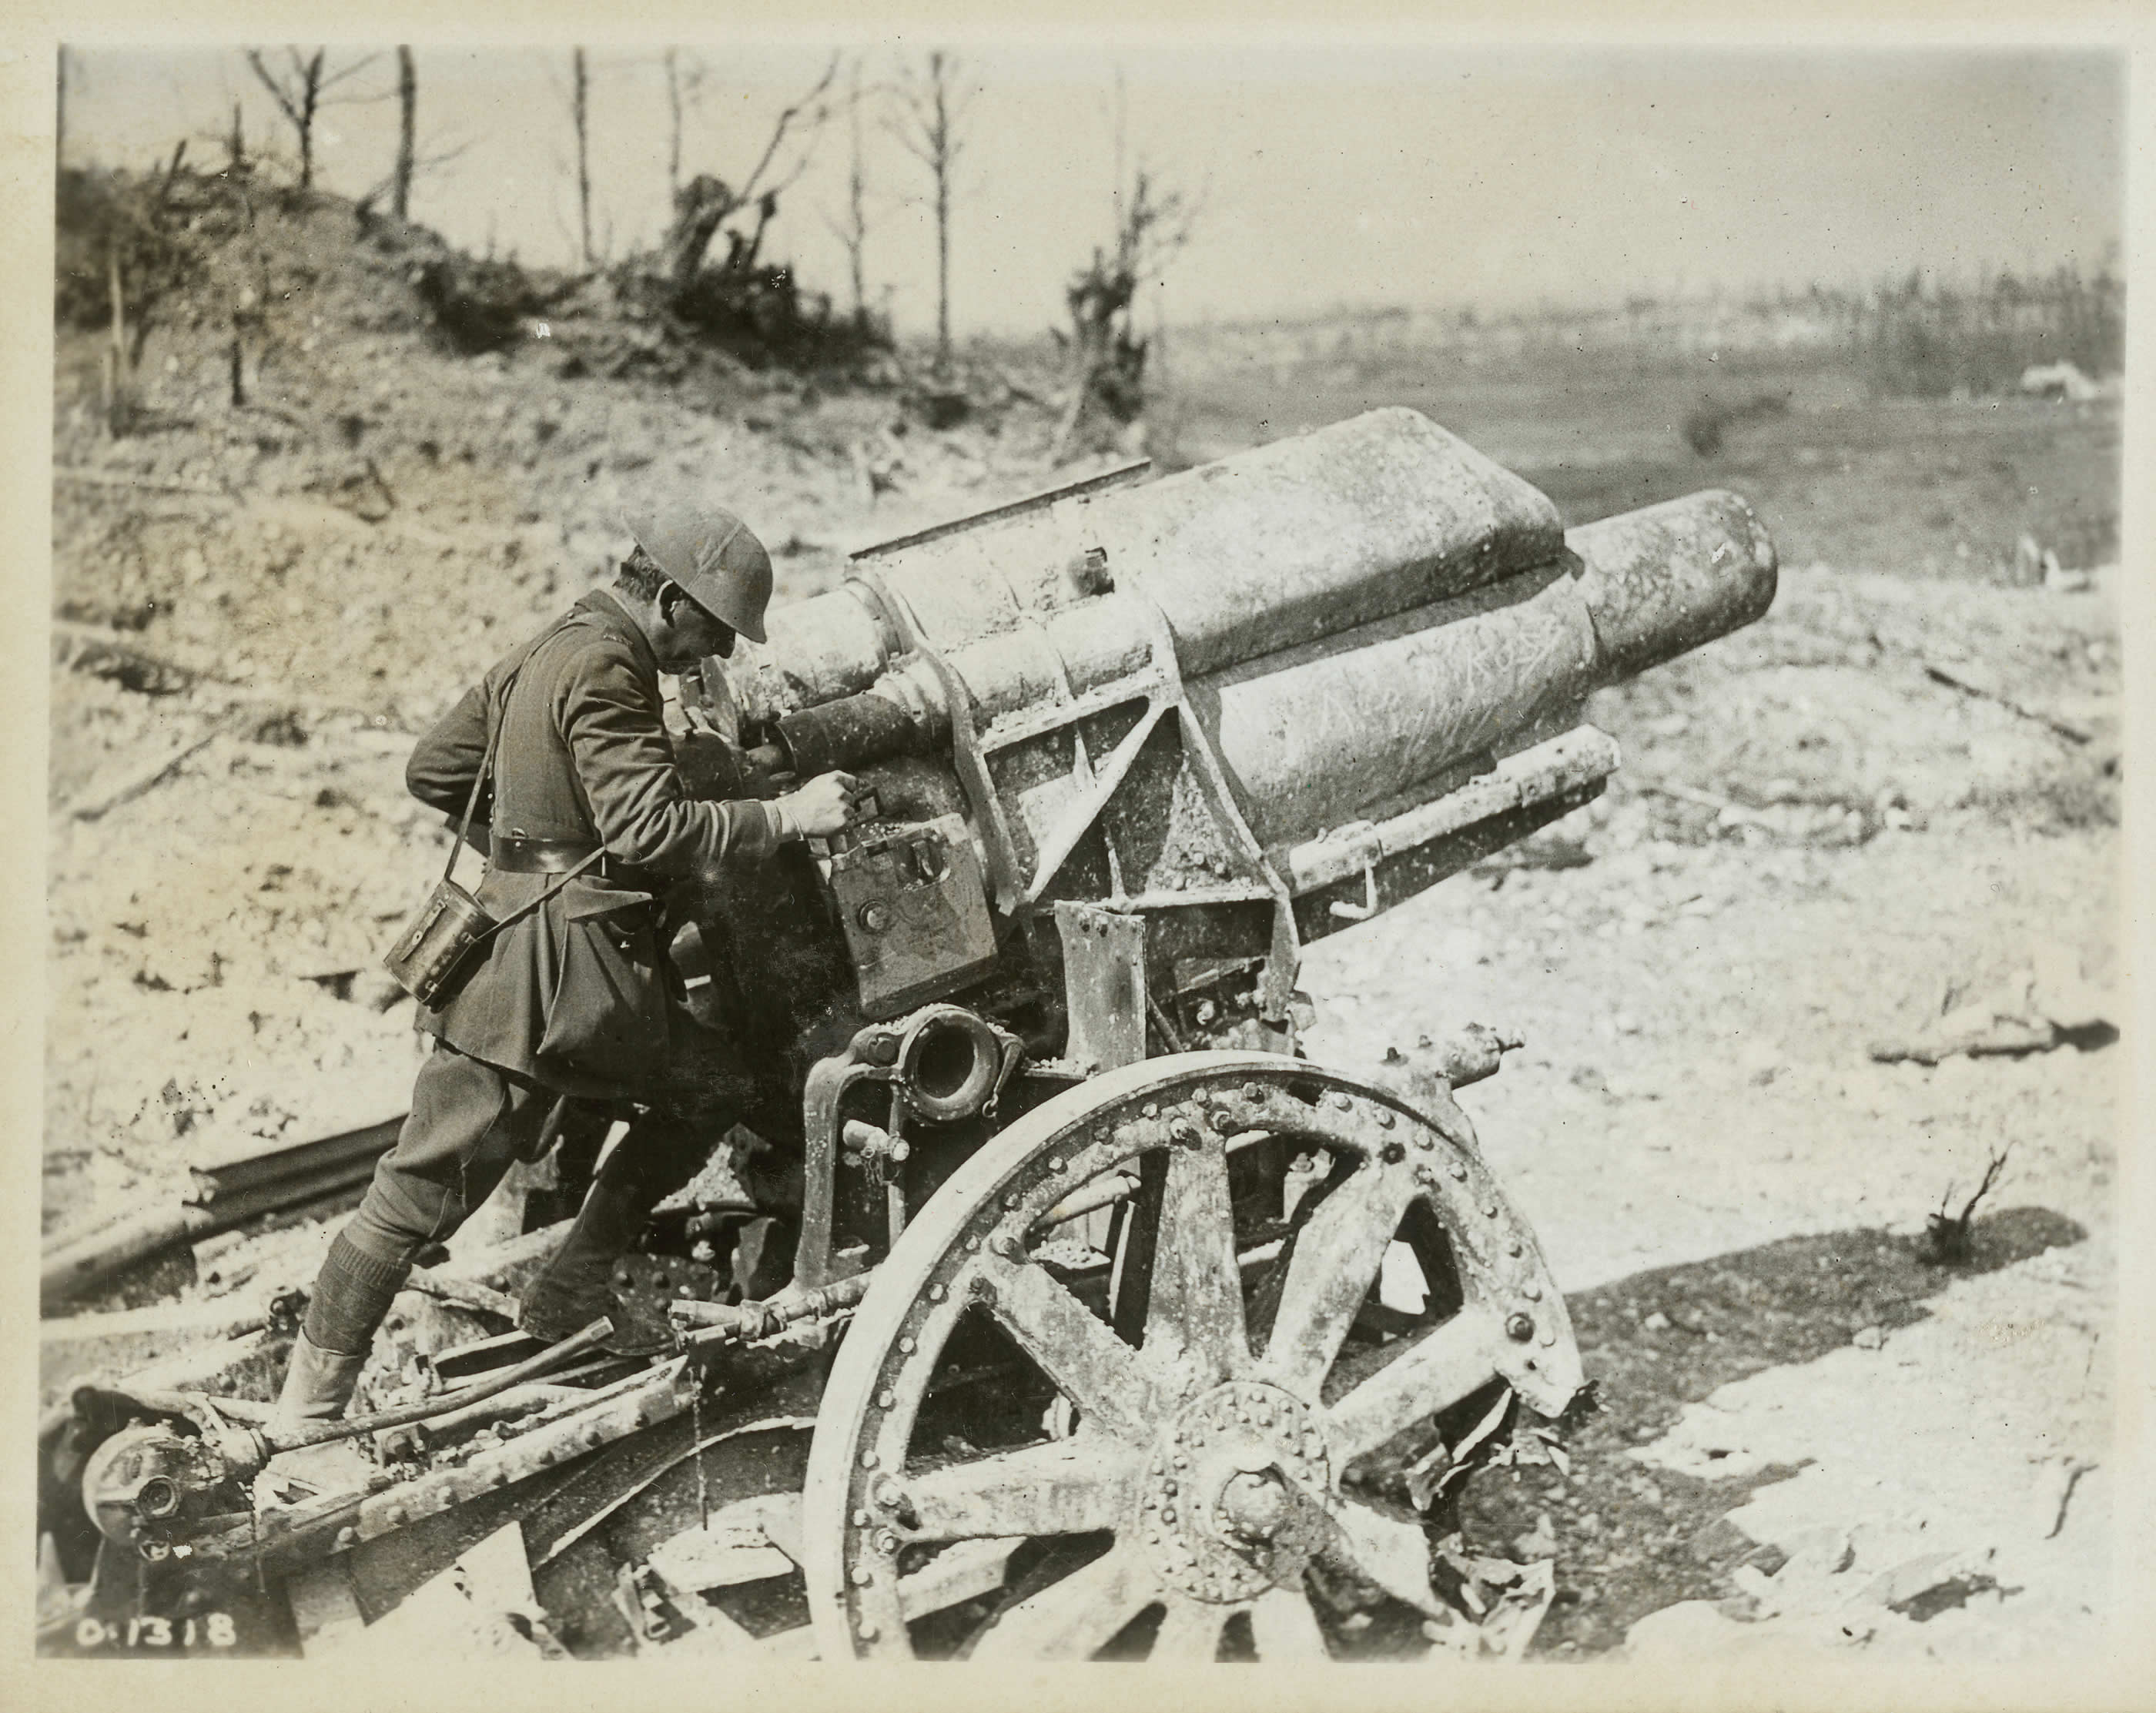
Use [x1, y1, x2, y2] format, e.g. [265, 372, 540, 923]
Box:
[621, 500, 774, 644]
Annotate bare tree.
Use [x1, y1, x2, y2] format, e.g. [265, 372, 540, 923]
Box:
[664, 49, 708, 203]
[392, 46, 416, 219]
[822, 55, 873, 328]
[1051, 166, 1200, 463]
[658, 54, 838, 299]
[571, 48, 592, 268]
[889, 50, 975, 373]
[245, 46, 382, 192]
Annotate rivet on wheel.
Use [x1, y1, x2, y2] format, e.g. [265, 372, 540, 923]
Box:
[853, 1508, 871, 1527]
[1169, 1118, 1200, 1147]
[384, 1506, 407, 1527]
[929, 1283, 946, 1301]
[1377, 1109, 1395, 1129]
[898, 1336, 916, 1353]
[1482, 1200, 1498, 1217]
[851, 1567, 874, 1587]
[1162, 1507, 1177, 1523]
[875, 1531, 899, 1555]
[1143, 1102, 1160, 1119]
[1004, 1193, 1020, 1209]
[1539, 1327, 1557, 1347]
[876, 1389, 896, 1409]
[1163, 1480, 1178, 1496]
[860, 1449, 879, 1469]
[857, 1620, 879, 1642]
[1415, 1133, 1434, 1150]
[1507, 1240, 1524, 1258]
[1243, 1082, 1263, 1102]
[966, 1235, 980, 1251]
[1506, 1313, 1535, 1342]
[1449, 1160, 1468, 1180]
[1048, 1156, 1066, 1172]
[335, 1527, 358, 1549]
[1525, 1283, 1542, 1302]
[992, 1233, 1018, 1258]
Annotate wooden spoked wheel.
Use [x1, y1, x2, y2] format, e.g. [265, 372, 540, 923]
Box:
[800, 1051, 1583, 1661]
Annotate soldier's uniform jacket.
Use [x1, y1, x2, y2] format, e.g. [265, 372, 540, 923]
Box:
[405, 588, 778, 1097]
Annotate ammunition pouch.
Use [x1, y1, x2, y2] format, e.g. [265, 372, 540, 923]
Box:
[381, 879, 496, 1009]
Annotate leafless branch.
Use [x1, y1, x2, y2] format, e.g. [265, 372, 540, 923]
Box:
[244, 49, 306, 129]
[735, 51, 841, 208]
[316, 51, 385, 96]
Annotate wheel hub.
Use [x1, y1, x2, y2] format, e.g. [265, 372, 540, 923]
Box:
[1137, 1380, 1331, 1604]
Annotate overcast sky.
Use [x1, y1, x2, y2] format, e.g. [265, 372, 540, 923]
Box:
[62, 43, 2124, 336]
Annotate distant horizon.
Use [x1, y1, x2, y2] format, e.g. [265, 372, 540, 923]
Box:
[59, 45, 2124, 340]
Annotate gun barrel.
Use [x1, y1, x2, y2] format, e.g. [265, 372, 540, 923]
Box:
[721, 416, 1775, 865]
[736, 408, 1562, 724]
[1196, 487, 1776, 846]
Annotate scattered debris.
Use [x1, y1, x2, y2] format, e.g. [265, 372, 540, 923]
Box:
[1511, 1511, 1559, 1561]
[2018, 361, 2098, 403]
[40, 1109, 407, 1308]
[1923, 659, 2091, 744]
[63, 718, 239, 820]
[2029, 1454, 2095, 1541]
[1870, 958, 2112, 1066]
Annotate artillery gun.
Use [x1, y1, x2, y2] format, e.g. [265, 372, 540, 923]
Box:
[38, 408, 1776, 1661]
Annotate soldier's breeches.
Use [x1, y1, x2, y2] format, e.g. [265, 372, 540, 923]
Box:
[344, 1042, 558, 1266]
[301, 1044, 554, 1356]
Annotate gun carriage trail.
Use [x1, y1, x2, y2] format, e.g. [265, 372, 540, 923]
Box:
[38, 176, 2121, 1667]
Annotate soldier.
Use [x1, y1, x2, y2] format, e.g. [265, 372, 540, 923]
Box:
[270, 500, 859, 1440]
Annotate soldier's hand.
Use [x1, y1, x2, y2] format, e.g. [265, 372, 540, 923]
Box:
[778, 771, 861, 839]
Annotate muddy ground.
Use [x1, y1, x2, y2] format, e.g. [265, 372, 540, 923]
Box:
[41, 208, 2125, 1664]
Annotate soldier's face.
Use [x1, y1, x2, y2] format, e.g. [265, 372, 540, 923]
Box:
[654, 592, 736, 672]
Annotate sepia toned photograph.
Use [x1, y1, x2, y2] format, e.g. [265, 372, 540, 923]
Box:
[28, 20, 2131, 1678]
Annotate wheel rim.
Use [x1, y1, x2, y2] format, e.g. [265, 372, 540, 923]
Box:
[802, 1050, 1582, 1661]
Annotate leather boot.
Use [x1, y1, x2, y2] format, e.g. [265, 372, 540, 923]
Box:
[273, 1330, 369, 1426]
[259, 1333, 374, 1504]
[519, 1139, 686, 1351]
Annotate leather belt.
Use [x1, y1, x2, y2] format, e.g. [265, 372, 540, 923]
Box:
[493, 835, 607, 876]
